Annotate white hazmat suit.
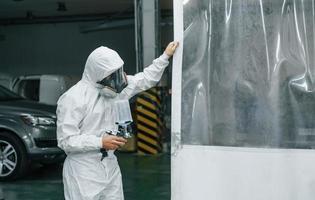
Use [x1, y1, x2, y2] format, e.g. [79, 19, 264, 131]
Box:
[56, 46, 169, 200]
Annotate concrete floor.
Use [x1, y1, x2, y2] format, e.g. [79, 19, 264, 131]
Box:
[1, 153, 170, 200]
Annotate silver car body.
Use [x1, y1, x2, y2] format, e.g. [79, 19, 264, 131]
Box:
[0, 97, 64, 162]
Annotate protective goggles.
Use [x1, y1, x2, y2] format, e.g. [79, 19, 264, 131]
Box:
[97, 67, 128, 93]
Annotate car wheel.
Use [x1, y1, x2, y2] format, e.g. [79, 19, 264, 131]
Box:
[0, 131, 29, 181]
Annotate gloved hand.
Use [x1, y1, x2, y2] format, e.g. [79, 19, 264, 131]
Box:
[164, 41, 179, 57]
[102, 135, 127, 150]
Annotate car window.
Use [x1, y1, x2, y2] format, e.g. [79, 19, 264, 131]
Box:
[17, 80, 40, 101]
[0, 85, 23, 101]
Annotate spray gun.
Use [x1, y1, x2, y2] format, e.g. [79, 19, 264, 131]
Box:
[100, 100, 133, 160]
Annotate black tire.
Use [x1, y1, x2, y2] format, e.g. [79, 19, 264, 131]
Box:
[0, 131, 29, 181]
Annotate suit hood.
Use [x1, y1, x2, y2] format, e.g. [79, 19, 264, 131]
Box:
[82, 46, 124, 87]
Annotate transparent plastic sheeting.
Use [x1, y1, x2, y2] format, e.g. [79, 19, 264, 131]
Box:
[181, 0, 315, 149]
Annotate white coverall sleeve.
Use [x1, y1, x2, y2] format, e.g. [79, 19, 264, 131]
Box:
[120, 53, 170, 99]
[56, 95, 102, 153]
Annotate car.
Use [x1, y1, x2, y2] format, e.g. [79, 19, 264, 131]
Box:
[11, 74, 80, 105]
[0, 85, 65, 181]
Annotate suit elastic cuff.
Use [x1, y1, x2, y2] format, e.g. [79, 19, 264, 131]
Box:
[160, 52, 170, 61]
[98, 137, 103, 149]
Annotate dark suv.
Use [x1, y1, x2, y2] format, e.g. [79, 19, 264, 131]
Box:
[0, 86, 64, 180]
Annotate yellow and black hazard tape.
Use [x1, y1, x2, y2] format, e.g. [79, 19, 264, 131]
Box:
[136, 88, 164, 155]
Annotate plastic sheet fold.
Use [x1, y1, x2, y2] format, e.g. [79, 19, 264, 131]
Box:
[181, 0, 315, 149]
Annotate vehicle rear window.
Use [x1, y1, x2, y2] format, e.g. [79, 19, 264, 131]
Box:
[17, 80, 40, 101]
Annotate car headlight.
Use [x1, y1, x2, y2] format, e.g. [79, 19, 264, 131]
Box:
[21, 115, 56, 126]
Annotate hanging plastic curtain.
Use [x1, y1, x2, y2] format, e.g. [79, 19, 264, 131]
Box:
[172, 0, 315, 199]
[181, 0, 315, 149]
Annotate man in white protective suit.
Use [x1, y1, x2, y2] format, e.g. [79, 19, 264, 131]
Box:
[56, 41, 179, 200]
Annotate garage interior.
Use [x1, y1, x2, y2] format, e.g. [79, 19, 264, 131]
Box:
[0, 0, 173, 200]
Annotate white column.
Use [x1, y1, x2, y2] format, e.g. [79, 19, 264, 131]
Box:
[134, 0, 160, 72]
[142, 0, 160, 67]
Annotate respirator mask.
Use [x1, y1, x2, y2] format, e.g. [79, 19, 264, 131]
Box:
[97, 67, 128, 98]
